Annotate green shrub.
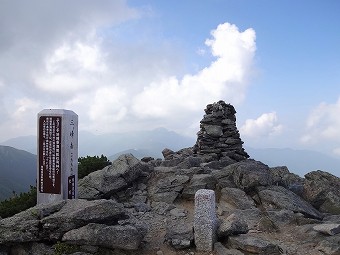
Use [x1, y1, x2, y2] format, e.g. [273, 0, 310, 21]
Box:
[78, 154, 111, 179]
[0, 185, 36, 218]
[54, 241, 79, 255]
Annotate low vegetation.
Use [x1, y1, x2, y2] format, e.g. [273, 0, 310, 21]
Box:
[78, 154, 111, 179]
[54, 241, 80, 255]
[0, 185, 36, 218]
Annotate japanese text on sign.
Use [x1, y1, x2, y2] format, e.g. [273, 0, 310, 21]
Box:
[38, 116, 62, 194]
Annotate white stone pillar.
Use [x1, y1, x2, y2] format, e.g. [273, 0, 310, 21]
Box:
[194, 189, 217, 251]
[37, 109, 78, 205]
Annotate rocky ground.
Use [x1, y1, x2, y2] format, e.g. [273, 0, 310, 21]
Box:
[1, 101, 340, 255]
[1, 152, 339, 255]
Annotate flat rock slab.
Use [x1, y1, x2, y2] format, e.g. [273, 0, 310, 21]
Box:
[214, 242, 244, 255]
[41, 199, 126, 240]
[62, 223, 143, 250]
[228, 234, 281, 255]
[0, 199, 127, 244]
[313, 224, 340, 236]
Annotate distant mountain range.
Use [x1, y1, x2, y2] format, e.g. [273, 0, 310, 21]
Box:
[1, 128, 195, 157]
[245, 147, 340, 177]
[1, 128, 339, 201]
[0, 145, 36, 201]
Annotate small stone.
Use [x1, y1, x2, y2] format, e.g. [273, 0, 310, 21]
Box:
[313, 224, 340, 236]
[170, 208, 187, 217]
[214, 242, 244, 255]
[156, 251, 164, 255]
[205, 125, 223, 137]
[229, 235, 281, 254]
[217, 214, 249, 237]
[162, 148, 175, 160]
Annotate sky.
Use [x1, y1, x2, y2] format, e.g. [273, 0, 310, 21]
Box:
[0, 0, 339, 159]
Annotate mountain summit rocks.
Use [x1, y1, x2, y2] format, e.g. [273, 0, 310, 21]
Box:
[1, 101, 340, 255]
[193, 100, 249, 161]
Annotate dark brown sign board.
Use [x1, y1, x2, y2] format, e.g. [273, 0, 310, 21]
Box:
[38, 116, 62, 194]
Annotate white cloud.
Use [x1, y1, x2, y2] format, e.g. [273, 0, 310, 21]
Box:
[0, 0, 257, 142]
[2, 98, 42, 139]
[301, 97, 340, 144]
[0, 0, 139, 84]
[34, 40, 107, 94]
[88, 86, 129, 132]
[0, 0, 141, 141]
[47, 42, 107, 73]
[240, 112, 283, 137]
[131, 23, 256, 134]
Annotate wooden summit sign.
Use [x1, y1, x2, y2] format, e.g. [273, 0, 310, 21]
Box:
[37, 109, 78, 205]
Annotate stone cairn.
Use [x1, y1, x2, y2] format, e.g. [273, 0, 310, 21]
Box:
[193, 100, 249, 161]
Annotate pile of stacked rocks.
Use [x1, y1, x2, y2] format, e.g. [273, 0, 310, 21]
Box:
[193, 100, 249, 161]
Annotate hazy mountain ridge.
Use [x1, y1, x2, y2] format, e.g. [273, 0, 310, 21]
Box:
[0, 135, 37, 155]
[1, 129, 339, 201]
[246, 147, 340, 177]
[1, 128, 196, 157]
[0, 145, 36, 201]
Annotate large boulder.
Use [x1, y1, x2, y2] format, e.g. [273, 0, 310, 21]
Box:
[225, 160, 273, 190]
[0, 209, 41, 244]
[303, 170, 340, 214]
[0, 200, 68, 244]
[222, 209, 262, 230]
[270, 166, 305, 195]
[212, 168, 237, 189]
[79, 154, 149, 199]
[182, 174, 217, 199]
[0, 199, 134, 247]
[218, 187, 256, 211]
[62, 223, 144, 250]
[266, 209, 296, 227]
[257, 186, 323, 220]
[161, 148, 194, 167]
[151, 175, 190, 203]
[217, 214, 249, 238]
[40, 199, 126, 240]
